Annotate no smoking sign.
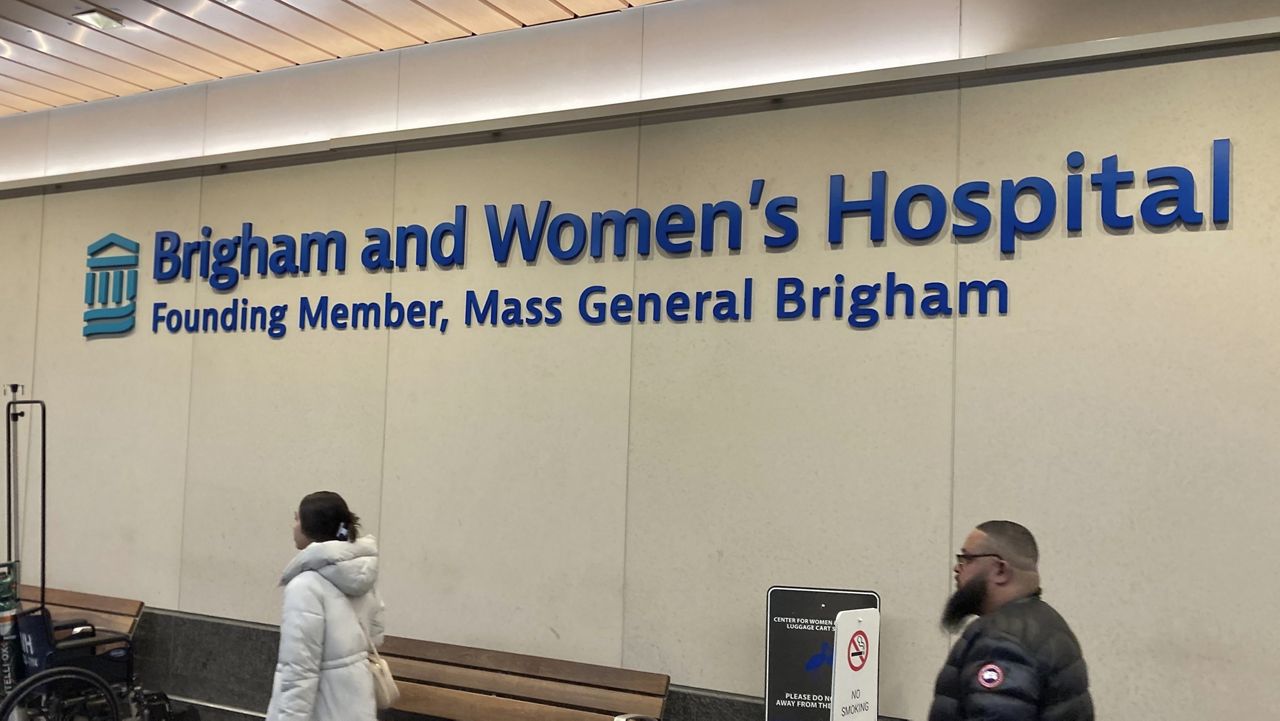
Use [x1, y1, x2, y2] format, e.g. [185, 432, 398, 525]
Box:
[831, 608, 879, 721]
[847, 630, 869, 672]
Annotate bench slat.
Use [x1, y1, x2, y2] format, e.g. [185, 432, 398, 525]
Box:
[395, 681, 619, 721]
[28, 603, 137, 637]
[18, 585, 144, 618]
[388, 656, 665, 717]
[381, 637, 669, 697]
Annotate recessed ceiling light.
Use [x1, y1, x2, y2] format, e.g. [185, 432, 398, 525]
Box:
[73, 9, 126, 30]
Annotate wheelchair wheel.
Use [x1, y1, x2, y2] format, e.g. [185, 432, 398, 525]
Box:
[0, 667, 122, 721]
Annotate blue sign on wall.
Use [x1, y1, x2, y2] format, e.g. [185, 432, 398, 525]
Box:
[84, 140, 1233, 341]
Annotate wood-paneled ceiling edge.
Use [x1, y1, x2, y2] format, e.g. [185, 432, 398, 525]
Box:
[0, 0, 670, 117]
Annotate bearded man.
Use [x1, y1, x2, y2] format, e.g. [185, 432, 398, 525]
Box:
[929, 521, 1093, 721]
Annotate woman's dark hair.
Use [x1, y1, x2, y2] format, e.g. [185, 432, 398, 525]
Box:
[298, 491, 360, 543]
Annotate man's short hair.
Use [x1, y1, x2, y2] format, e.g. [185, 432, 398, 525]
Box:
[976, 520, 1039, 571]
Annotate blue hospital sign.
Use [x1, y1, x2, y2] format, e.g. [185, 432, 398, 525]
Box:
[83, 233, 139, 337]
[77, 139, 1235, 342]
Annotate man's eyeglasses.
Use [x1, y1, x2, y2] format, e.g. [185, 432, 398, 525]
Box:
[954, 553, 1002, 566]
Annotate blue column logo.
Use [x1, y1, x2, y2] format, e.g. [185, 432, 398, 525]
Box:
[83, 233, 139, 337]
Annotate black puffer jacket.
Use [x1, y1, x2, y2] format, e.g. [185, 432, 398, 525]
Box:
[928, 593, 1093, 721]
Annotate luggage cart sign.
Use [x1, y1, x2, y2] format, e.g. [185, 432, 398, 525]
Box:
[765, 587, 879, 721]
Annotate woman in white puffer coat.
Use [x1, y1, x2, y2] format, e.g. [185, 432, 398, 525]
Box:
[266, 491, 385, 721]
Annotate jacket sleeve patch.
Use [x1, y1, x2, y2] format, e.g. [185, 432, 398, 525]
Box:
[977, 663, 1005, 689]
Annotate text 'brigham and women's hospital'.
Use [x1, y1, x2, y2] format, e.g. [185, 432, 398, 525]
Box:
[141, 141, 1227, 339]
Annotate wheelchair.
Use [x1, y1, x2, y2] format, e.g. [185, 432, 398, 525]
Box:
[4, 606, 120, 720]
[0, 601, 191, 721]
[3, 394, 195, 720]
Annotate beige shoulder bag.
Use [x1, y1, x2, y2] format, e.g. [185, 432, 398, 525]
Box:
[350, 599, 400, 709]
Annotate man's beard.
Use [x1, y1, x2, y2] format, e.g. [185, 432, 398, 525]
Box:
[941, 572, 988, 633]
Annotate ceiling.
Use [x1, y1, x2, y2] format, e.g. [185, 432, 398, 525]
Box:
[0, 0, 668, 118]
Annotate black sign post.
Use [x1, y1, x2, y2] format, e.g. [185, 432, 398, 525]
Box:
[766, 587, 880, 721]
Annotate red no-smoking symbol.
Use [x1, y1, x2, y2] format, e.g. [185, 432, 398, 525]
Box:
[847, 630, 869, 672]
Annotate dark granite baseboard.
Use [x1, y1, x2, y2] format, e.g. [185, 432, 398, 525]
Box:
[176, 699, 263, 721]
[668, 685, 765, 721]
[133, 609, 278, 714]
[132, 610, 910, 721]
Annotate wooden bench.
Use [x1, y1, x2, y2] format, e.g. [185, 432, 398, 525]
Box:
[18, 585, 145, 640]
[380, 636, 670, 721]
